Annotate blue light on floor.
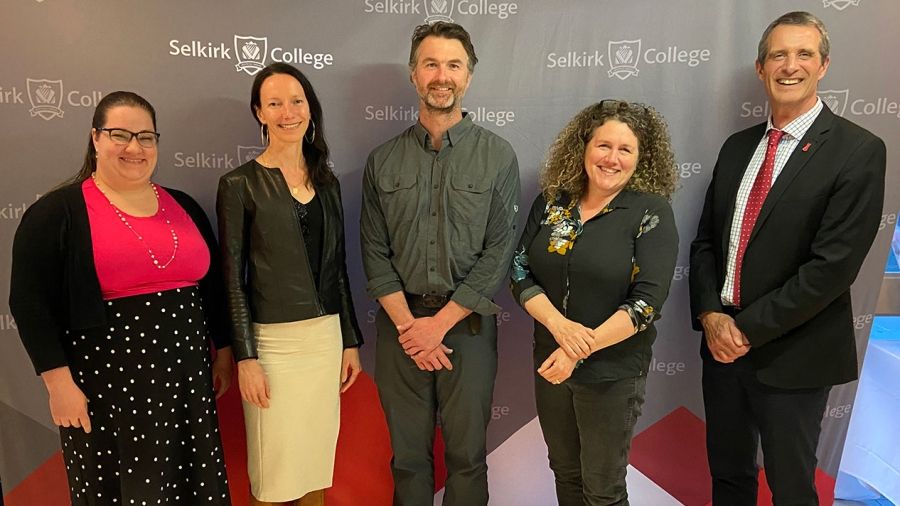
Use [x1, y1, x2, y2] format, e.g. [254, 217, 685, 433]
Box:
[871, 316, 900, 341]
[887, 247, 899, 274]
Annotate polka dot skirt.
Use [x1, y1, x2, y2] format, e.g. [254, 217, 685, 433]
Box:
[61, 287, 231, 505]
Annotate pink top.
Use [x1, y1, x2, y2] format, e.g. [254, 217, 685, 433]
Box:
[83, 178, 210, 300]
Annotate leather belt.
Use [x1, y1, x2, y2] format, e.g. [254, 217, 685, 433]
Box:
[404, 292, 482, 335]
[405, 292, 451, 311]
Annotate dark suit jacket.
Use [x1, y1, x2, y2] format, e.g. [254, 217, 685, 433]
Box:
[689, 105, 886, 389]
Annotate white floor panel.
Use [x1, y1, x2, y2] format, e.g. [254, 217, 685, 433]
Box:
[434, 417, 682, 505]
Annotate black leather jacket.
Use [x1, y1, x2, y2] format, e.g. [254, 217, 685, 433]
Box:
[216, 160, 363, 361]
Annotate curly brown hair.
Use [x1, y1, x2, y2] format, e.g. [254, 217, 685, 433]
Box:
[540, 100, 677, 202]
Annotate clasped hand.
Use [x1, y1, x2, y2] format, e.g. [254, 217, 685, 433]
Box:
[547, 315, 594, 360]
[538, 347, 578, 384]
[700, 312, 750, 363]
[397, 318, 454, 372]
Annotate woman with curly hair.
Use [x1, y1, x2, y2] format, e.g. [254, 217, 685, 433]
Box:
[510, 99, 679, 505]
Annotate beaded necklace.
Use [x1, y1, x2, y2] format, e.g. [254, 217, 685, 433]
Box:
[92, 174, 179, 269]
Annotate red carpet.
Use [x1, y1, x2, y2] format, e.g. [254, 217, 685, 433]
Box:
[3, 399, 839, 505]
[630, 406, 712, 506]
[4, 452, 69, 506]
[630, 406, 837, 506]
[218, 371, 396, 505]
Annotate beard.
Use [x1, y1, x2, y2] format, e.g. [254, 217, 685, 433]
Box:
[420, 83, 462, 113]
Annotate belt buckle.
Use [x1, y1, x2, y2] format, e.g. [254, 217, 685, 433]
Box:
[421, 293, 446, 309]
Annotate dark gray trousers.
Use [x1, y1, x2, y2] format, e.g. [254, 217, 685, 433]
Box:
[374, 307, 497, 506]
[534, 373, 647, 506]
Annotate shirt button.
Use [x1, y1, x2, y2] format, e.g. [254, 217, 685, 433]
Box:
[468, 184, 473, 189]
[431, 212, 437, 216]
[433, 184, 438, 189]
[394, 182, 400, 188]
[430, 240, 435, 245]
[429, 267, 435, 272]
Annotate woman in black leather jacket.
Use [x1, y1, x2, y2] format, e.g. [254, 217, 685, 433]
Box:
[216, 62, 363, 506]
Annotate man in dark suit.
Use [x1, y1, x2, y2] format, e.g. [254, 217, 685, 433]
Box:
[689, 11, 886, 506]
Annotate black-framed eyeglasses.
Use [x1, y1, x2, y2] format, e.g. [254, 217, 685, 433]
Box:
[96, 127, 161, 148]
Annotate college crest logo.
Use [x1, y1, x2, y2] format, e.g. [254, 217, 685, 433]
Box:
[823, 0, 860, 11]
[27, 78, 64, 120]
[607, 40, 641, 80]
[423, 0, 455, 23]
[234, 35, 268, 75]
[237, 145, 265, 164]
[819, 89, 850, 116]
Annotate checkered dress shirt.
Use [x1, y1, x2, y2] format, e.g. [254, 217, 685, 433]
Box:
[721, 98, 824, 306]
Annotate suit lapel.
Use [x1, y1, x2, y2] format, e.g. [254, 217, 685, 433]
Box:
[750, 106, 835, 241]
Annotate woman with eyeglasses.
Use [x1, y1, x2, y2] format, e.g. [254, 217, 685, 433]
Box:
[510, 100, 679, 506]
[216, 62, 362, 506]
[9, 91, 233, 504]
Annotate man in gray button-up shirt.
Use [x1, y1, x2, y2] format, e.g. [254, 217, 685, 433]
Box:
[360, 21, 519, 506]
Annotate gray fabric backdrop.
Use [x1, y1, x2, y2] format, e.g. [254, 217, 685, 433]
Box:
[1, 0, 898, 496]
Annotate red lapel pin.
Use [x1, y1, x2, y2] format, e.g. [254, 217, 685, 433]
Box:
[802, 142, 812, 152]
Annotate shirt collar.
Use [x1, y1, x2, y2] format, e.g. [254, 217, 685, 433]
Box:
[557, 189, 638, 211]
[413, 112, 475, 150]
[766, 97, 823, 141]
[607, 189, 637, 209]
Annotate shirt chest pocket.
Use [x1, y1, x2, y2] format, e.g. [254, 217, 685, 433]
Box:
[449, 172, 492, 224]
[377, 171, 418, 226]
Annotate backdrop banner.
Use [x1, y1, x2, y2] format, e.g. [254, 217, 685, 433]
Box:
[2, 1, 898, 504]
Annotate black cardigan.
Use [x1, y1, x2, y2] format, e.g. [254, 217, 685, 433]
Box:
[9, 181, 229, 374]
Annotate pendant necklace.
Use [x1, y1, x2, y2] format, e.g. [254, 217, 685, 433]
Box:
[92, 174, 179, 269]
[258, 154, 304, 196]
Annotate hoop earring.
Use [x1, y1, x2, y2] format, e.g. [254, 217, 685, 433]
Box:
[260, 124, 269, 146]
[304, 119, 316, 144]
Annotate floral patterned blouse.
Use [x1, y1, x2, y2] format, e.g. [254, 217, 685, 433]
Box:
[510, 190, 679, 382]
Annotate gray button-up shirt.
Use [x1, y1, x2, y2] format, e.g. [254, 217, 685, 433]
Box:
[361, 114, 520, 315]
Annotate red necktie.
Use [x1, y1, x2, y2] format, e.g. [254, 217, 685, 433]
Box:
[732, 128, 784, 307]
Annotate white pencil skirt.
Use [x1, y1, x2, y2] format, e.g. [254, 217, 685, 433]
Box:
[244, 314, 343, 502]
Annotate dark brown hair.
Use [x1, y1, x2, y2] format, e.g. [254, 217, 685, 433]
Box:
[408, 22, 478, 73]
[250, 62, 335, 187]
[70, 91, 157, 183]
